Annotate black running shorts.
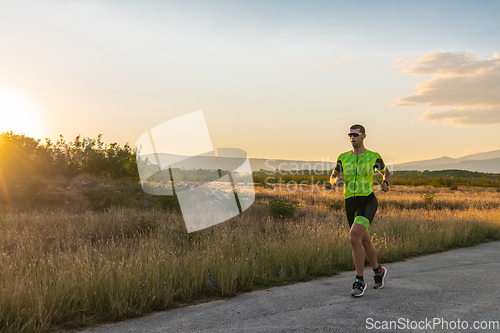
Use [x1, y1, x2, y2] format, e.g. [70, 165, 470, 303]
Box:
[345, 192, 378, 228]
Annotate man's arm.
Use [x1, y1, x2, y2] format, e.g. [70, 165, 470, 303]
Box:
[375, 155, 390, 192]
[330, 169, 343, 186]
[383, 168, 391, 183]
[381, 168, 391, 192]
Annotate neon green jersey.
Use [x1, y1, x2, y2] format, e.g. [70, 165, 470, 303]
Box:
[332, 149, 387, 199]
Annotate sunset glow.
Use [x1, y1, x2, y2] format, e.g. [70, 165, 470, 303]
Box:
[0, 88, 43, 139]
[0, 1, 498, 163]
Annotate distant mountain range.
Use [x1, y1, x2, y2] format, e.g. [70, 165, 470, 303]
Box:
[142, 149, 500, 174]
[392, 149, 500, 173]
[141, 153, 337, 173]
[250, 149, 500, 173]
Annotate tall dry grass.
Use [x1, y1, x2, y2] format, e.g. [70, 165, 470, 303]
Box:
[1, 182, 499, 332]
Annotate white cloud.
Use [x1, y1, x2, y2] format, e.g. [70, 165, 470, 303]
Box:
[392, 56, 409, 68]
[419, 107, 500, 126]
[393, 51, 500, 125]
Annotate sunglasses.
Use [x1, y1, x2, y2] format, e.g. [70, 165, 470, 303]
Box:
[348, 133, 364, 137]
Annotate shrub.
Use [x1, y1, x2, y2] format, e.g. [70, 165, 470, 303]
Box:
[327, 199, 344, 211]
[421, 191, 435, 205]
[268, 199, 298, 219]
[0, 131, 139, 181]
[80, 177, 154, 210]
[154, 195, 181, 212]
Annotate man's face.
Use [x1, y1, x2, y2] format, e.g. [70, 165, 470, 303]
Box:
[348, 128, 365, 148]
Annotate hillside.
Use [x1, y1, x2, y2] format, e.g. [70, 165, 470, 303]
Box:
[145, 150, 500, 173]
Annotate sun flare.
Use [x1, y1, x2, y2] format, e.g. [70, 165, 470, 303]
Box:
[0, 88, 43, 139]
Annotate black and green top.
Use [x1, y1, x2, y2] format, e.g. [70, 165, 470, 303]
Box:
[332, 149, 387, 199]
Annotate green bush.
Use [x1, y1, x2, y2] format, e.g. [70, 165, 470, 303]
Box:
[80, 179, 154, 210]
[0, 131, 139, 182]
[154, 195, 181, 212]
[268, 199, 298, 219]
[327, 199, 344, 211]
[421, 191, 435, 205]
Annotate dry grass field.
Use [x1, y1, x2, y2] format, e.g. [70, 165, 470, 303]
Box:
[1, 177, 500, 332]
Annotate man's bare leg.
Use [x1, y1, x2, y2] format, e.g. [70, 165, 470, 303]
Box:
[350, 223, 368, 276]
[362, 229, 379, 270]
[350, 224, 379, 276]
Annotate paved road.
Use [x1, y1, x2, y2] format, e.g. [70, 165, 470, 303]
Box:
[82, 242, 500, 332]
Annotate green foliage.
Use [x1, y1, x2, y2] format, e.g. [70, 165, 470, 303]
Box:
[253, 168, 500, 188]
[154, 195, 181, 212]
[327, 199, 344, 211]
[4, 130, 500, 194]
[80, 179, 154, 210]
[0, 132, 139, 184]
[421, 191, 435, 205]
[268, 199, 298, 219]
[0, 132, 39, 180]
[391, 170, 500, 187]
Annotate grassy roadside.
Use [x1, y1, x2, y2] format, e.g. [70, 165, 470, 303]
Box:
[1, 184, 499, 332]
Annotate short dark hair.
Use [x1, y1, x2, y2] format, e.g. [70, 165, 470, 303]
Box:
[350, 124, 365, 134]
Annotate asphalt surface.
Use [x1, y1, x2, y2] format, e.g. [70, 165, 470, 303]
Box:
[82, 241, 500, 332]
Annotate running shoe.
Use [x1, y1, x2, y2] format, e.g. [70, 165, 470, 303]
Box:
[351, 279, 367, 297]
[373, 267, 387, 289]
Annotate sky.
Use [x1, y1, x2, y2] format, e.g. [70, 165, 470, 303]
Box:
[0, 0, 499, 164]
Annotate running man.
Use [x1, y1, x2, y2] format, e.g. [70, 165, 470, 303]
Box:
[330, 124, 391, 297]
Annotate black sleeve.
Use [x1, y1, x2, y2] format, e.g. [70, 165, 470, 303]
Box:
[334, 160, 343, 173]
[374, 158, 386, 171]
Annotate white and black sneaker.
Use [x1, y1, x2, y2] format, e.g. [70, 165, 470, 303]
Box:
[351, 279, 367, 297]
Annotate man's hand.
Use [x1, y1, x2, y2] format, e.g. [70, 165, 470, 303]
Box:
[330, 170, 343, 186]
[381, 181, 389, 192]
